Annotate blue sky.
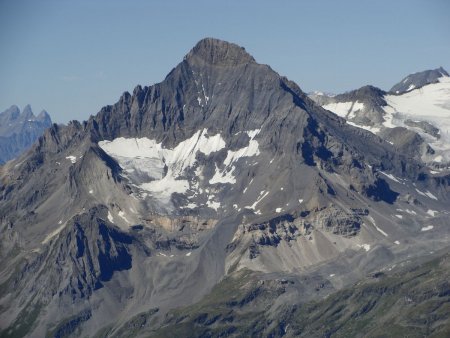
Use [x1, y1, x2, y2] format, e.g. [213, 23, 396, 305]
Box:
[1, 0, 449, 123]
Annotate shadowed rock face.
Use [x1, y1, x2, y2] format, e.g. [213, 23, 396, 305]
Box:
[0, 105, 52, 163]
[1, 38, 449, 337]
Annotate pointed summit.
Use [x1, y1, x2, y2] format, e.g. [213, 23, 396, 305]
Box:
[0, 105, 20, 121]
[21, 104, 35, 119]
[37, 110, 52, 123]
[437, 66, 449, 77]
[185, 38, 256, 66]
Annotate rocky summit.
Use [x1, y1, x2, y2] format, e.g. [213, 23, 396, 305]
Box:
[1, 38, 449, 337]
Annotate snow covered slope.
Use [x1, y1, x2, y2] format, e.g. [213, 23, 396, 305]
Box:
[384, 76, 450, 163]
[313, 71, 450, 167]
[99, 128, 261, 210]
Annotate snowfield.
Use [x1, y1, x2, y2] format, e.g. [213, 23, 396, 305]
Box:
[384, 76, 450, 162]
[323, 101, 365, 119]
[321, 75, 450, 164]
[99, 129, 261, 209]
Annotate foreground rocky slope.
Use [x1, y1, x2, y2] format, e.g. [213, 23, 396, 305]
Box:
[144, 249, 450, 338]
[1, 38, 449, 337]
[0, 105, 52, 164]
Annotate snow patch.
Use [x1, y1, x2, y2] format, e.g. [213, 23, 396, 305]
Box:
[182, 202, 198, 209]
[141, 175, 189, 200]
[394, 240, 400, 245]
[206, 200, 220, 211]
[322, 101, 365, 118]
[427, 209, 438, 217]
[99, 129, 226, 206]
[209, 130, 261, 185]
[415, 188, 438, 200]
[434, 155, 443, 163]
[246, 129, 261, 139]
[367, 216, 388, 237]
[107, 211, 114, 223]
[275, 208, 282, 213]
[118, 211, 130, 224]
[357, 244, 371, 252]
[245, 190, 269, 210]
[421, 225, 434, 231]
[380, 171, 401, 183]
[209, 165, 236, 184]
[415, 188, 427, 197]
[223, 131, 260, 167]
[186, 252, 192, 257]
[425, 191, 438, 200]
[65, 155, 77, 164]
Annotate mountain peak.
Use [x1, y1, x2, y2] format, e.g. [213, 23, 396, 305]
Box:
[437, 66, 449, 77]
[185, 38, 256, 66]
[37, 110, 51, 123]
[21, 104, 35, 119]
[0, 105, 20, 121]
[390, 67, 449, 94]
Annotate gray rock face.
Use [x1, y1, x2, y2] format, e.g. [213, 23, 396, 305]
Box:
[390, 67, 449, 94]
[379, 127, 435, 161]
[0, 105, 52, 164]
[1, 38, 449, 337]
[185, 37, 256, 66]
[404, 119, 440, 139]
[321, 85, 388, 126]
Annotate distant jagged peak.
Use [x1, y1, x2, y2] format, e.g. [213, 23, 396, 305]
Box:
[390, 67, 449, 94]
[21, 104, 35, 119]
[0, 104, 52, 128]
[37, 110, 52, 123]
[0, 104, 36, 123]
[185, 37, 256, 66]
[0, 105, 20, 120]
